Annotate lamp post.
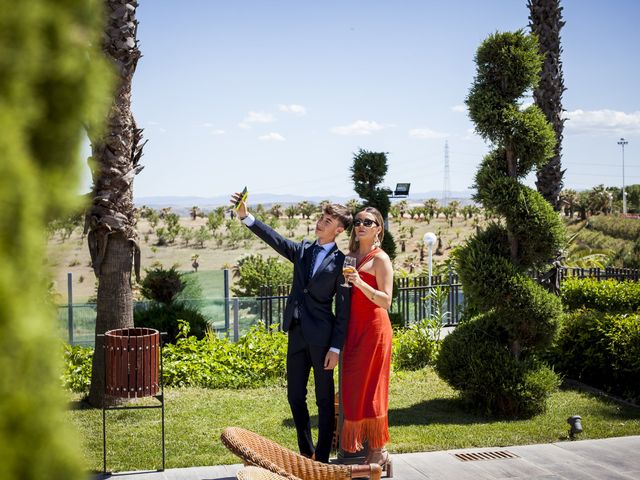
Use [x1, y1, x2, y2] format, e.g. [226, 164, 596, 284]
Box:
[618, 138, 628, 215]
[423, 232, 437, 319]
[423, 232, 437, 286]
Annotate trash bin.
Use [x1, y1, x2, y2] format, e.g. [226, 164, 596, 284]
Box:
[104, 327, 160, 398]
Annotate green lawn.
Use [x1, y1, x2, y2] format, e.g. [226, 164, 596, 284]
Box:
[67, 368, 640, 473]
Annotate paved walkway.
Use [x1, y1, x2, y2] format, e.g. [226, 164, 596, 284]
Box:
[96, 435, 640, 479]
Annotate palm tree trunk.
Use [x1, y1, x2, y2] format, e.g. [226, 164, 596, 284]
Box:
[529, 0, 566, 210]
[87, 0, 145, 407]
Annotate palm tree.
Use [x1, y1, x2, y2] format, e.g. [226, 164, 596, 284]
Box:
[346, 198, 361, 217]
[269, 203, 283, 219]
[559, 188, 578, 217]
[587, 184, 610, 215]
[528, 0, 566, 210]
[86, 0, 145, 406]
[424, 199, 439, 219]
[448, 200, 460, 218]
[297, 200, 316, 219]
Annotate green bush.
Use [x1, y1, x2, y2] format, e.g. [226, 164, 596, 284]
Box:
[163, 322, 287, 388]
[140, 265, 184, 305]
[232, 254, 294, 296]
[546, 309, 640, 402]
[134, 303, 209, 344]
[393, 321, 439, 370]
[561, 278, 640, 313]
[436, 313, 560, 417]
[61, 344, 94, 393]
[0, 0, 111, 476]
[62, 321, 287, 392]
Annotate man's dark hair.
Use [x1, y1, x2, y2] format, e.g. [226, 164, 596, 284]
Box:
[324, 203, 352, 229]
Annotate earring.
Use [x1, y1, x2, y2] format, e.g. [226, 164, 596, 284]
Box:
[374, 235, 381, 247]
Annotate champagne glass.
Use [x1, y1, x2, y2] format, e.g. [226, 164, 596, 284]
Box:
[341, 256, 357, 287]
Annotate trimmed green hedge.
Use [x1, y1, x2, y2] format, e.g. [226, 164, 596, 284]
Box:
[546, 309, 640, 403]
[561, 278, 640, 313]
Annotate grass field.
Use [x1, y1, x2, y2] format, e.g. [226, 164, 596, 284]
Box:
[48, 211, 485, 303]
[67, 368, 640, 473]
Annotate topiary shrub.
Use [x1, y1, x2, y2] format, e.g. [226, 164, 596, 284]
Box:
[561, 277, 640, 313]
[435, 30, 566, 417]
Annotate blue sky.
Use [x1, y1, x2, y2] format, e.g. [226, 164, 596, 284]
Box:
[86, 0, 639, 200]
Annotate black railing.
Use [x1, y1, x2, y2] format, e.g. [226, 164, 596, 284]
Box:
[394, 274, 462, 327]
[257, 267, 640, 329]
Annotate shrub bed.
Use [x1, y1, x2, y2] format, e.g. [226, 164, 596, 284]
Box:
[547, 309, 640, 403]
[588, 215, 640, 242]
[62, 322, 287, 393]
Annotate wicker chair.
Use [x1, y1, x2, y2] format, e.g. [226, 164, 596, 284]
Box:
[221, 427, 382, 480]
[237, 466, 289, 480]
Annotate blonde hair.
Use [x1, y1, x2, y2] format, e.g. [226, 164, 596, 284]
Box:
[348, 207, 384, 252]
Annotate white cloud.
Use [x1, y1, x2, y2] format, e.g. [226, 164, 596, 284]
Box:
[238, 122, 250, 129]
[409, 128, 449, 139]
[279, 104, 307, 116]
[211, 129, 225, 135]
[330, 120, 386, 136]
[258, 132, 285, 141]
[201, 122, 215, 128]
[243, 111, 275, 124]
[451, 104, 466, 113]
[563, 109, 640, 135]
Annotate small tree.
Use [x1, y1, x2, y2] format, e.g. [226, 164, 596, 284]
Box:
[350, 148, 396, 258]
[436, 30, 566, 417]
[232, 254, 294, 297]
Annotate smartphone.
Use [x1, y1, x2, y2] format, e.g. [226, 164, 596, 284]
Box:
[233, 186, 248, 209]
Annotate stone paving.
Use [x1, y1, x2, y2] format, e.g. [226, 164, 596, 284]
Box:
[95, 435, 640, 480]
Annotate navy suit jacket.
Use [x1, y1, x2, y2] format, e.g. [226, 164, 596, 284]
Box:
[248, 219, 350, 350]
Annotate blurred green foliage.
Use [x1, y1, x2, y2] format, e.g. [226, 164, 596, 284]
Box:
[0, 0, 112, 478]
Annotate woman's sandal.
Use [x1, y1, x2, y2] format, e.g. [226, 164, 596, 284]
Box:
[365, 450, 393, 478]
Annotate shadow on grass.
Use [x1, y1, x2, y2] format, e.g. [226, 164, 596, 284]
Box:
[280, 397, 504, 428]
[389, 397, 506, 426]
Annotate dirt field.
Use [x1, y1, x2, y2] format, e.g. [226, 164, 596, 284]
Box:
[47, 212, 485, 303]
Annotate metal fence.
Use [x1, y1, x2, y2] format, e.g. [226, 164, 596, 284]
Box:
[257, 266, 640, 329]
[59, 266, 640, 346]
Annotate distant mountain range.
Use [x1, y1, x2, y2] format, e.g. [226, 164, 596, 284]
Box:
[135, 191, 475, 211]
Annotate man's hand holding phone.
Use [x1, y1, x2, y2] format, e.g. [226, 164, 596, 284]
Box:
[230, 187, 249, 218]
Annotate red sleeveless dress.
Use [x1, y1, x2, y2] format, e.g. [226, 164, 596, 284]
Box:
[340, 248, 392, 453]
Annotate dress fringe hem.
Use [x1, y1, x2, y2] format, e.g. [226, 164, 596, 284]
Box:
[340, 415, 389, 453]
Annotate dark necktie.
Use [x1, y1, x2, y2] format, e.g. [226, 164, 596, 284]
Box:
[309, 244, 323, 280]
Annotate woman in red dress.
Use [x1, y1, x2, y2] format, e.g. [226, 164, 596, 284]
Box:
[341, 207, 393, 475]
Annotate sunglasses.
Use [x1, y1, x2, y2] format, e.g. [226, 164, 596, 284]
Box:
[353, 219, 379, 227]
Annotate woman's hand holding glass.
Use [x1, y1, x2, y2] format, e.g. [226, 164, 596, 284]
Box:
[341, 256, 357, 288]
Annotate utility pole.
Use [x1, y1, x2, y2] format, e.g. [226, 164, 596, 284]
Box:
[618, 138, 628, 215]
[443, 140, 450, 206]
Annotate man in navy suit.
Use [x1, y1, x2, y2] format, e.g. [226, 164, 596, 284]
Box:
[231, 192, 352, 463]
